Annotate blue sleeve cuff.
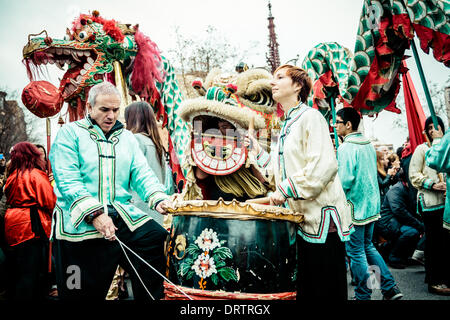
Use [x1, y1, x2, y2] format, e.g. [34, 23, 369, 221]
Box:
[256, 149, 271, 169]
[423, 178, 435, 190]
[277, 178, 301, 200]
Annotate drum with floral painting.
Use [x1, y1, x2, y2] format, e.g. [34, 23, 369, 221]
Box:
[164, 199, 303, 300]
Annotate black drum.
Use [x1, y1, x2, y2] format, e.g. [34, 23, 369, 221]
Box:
[164, 199, 303, 300]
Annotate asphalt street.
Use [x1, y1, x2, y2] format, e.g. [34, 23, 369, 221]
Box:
[347, 263, 450, 300]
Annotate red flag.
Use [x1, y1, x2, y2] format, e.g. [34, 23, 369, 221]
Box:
[401, 60, 427, 154]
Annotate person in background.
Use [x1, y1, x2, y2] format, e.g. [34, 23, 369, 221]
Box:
[330, 133, 344, 154]
[34, 144, 58, 299]
[0, 153, 5, 193]
[409, 115, 449, 295]
[334, 107, 402, 300]
[387, 153, 401, 173]
[3, 142, 56, 300]
[124, 101, 174, 227]
[375, 166, 424, 269]
[378, 145, 389, 157]
[376, 151, 398, 204]
[0, 153, 6, 300]
[426, 128, 450, 285]
[426, 123, 450, 231]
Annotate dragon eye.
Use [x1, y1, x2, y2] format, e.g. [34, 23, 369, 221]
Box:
[78, 31, 88, 41]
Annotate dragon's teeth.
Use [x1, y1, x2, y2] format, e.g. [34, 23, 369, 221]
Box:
[83, 63, 91, 70]
[56, 48, 63, 55]
[80, 69, 86, 75]
[70, 78, 79, 86]
[71, 52, 81, 62]
[87, 57, 94, 65]
[83, 51, 90, 56]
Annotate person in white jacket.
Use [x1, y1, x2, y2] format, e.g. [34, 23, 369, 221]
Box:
[247, 64, 354, 300]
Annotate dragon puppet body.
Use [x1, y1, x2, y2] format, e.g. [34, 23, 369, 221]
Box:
[301, 0, 449, 117]
[22, 10, 189, 192]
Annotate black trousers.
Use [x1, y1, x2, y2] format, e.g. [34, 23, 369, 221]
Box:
[5, 239, 49, 300]
[296, 232, 348, 300]
[54, 213, 169, 300]
[420, 207, 450, 286]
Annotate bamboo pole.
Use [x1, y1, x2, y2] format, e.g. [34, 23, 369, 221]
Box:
[330, 96, 340, 150]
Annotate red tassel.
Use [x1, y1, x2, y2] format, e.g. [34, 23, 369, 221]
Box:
[130, 28, 163, 101]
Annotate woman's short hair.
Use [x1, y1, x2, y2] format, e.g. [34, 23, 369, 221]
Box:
[274, 64, 312, 103]
[424, 115, 446, 142]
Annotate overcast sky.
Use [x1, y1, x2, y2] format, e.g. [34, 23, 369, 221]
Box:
[0, 0, 448, 149]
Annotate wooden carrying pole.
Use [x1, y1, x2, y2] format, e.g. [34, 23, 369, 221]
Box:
[46, 117, 53, 273]
[330, 96, 340, 150]
[113, 61, 132, 122]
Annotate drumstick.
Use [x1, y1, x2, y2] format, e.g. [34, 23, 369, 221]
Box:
[245, 197, 270, 204]
[248, 115, 254, 137]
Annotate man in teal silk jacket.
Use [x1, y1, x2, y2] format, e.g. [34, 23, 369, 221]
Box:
[335, 107, 402, 301]
[49, 82, 172, 300]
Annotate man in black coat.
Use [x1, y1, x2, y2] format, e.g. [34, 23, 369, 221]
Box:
[375, 167, 424, 269]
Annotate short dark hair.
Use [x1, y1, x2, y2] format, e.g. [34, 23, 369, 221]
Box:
[336, 107, 361, 131]
[274, 65, 312, 103]
[424, 115, 445, 143]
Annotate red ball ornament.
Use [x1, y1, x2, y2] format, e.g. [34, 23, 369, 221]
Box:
[22, 81, 63, 118]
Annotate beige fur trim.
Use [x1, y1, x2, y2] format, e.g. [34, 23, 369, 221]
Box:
[235, 69, 272, 96]
[179, 98, 266, 130]
[239, 97, 276, 114]
[235, 70, 275, 114]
